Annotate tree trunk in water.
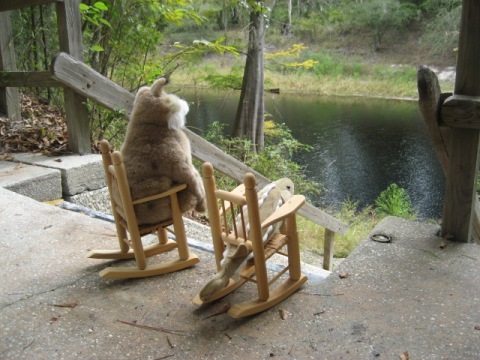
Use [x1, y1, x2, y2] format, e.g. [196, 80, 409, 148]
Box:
[232, 9, 265, 153]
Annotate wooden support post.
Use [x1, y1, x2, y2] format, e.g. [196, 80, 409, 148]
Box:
[0, 11, 20, 123]
[323, 228, 334, 271]
[441, 0, 480, 243]
[56, 0, 90, 154]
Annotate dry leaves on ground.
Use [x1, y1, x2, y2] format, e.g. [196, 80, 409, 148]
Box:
[0, 93, 71, 156]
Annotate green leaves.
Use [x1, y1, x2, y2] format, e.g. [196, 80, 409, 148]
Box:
[79, 2, 111, 28]
[374, 183, 416, 220]
[173, 38, 239, 57]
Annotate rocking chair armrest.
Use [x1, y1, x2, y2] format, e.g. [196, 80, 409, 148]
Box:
[231, 183, 246, 196]
[261, 195, 306, 230]
[132, 184, 187, 205]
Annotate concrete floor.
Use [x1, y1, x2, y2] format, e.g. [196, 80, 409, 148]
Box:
[1, 186, 479, 359]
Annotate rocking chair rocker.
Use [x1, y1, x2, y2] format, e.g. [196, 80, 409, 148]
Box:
[87, 140, 199, 279]
[194, 162, 307, 318]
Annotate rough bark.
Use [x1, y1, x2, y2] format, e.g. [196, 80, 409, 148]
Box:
[232, 8, 265, 153]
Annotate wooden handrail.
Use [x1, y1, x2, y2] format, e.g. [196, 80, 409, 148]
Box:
[50, 52, 349, 239]
[0, 0, 62, 12]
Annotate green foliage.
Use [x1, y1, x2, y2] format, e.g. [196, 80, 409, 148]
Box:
[79, 2, 111, 52]
[201, 120, 322, 201]
[298, 199, 378, 259]
[340, 0, 418, 51]
[203, 73, 243, 90]
[421, 1, 461, 61]
[374, 183, 417, 220]
[420, 0, 462, 17]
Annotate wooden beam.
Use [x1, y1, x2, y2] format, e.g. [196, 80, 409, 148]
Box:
[417, 66, 452, 169]
[417, 66, 480, 243]
[50, 52, 349, 236]
[0, 0, 60, 12]
[0, 11, 20, 123]
[0, 71, 59, 87]
[441, 95, 480, 129]
[442, 0, 480, 242]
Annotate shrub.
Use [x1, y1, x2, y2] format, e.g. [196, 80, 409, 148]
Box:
[374, 183, 416, 220]
[201, 120, 322, 200]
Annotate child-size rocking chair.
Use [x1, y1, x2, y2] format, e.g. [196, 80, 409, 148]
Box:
[87, 140, 199, 279]
[194, 162, 308, 318]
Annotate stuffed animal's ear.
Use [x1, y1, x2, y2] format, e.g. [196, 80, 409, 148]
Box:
[151, 77, 168, 97]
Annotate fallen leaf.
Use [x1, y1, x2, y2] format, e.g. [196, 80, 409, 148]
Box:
[474, 325, 480, 330]
[202, 302, 231, 319]
[439, 241, 448, 249]
[339, 272, 349, 279]
[279, 308, 289, 320]
[399, 351, 409, 360]
[52, 301, 77, 308]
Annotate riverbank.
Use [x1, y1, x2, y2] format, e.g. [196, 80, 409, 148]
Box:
[170, 54, 455, 101]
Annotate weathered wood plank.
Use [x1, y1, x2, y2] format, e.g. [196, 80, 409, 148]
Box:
[0, 71, 59, 87]
[442, 0, 480, 242]
[51, 52, 348, 236]
[56, 0, 90, 154]
[443, 130, 479, 242]
[441, 95, 480, 129]
[417, 66, 451, 170]
[50, 53, 134, 114]
[323, 228, 335, 271]
[0, 0, 60, 12]
[0, 11, 20, 123]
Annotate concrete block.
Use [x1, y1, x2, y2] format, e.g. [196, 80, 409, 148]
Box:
[0, 161, 62, 201]
[12, 153, 105, 196]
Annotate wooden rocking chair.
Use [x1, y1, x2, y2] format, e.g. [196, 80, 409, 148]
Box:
[194, 162, 308, 318]
[87, 140, 199, 279]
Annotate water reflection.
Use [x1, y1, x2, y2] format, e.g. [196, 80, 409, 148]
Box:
[178, 88, 444, 219]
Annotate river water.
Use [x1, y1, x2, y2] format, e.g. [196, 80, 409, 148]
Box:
[177, 88, 444, 219]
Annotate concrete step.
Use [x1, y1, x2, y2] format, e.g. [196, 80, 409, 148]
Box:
[0, 160, 62, 201]
[0, 152, 105, 201]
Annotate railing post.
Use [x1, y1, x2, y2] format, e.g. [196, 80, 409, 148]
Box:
[323, 228, 335, 271]
[0, 11, 20, 123]
[56, 0, 91, 154]
[441, 0, 480, 242]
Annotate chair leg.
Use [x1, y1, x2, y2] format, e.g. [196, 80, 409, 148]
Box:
[129, 229, 147, 270]
[157, 228, 169, 245]
[286, 215, 301, 281]
[115, 216, 130, 254]
[170, 194, 189, 260]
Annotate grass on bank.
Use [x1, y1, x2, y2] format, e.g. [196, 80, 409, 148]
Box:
[171, 52, 454, 99]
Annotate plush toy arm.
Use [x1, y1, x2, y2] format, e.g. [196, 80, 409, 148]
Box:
[172, 161, 206, 212]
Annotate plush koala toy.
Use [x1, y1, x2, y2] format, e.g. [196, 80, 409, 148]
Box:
[117, 77, 206, 226]
[199, 178, 294, 302]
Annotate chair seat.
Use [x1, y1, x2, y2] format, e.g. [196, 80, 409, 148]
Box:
[117, 216, 174, 237]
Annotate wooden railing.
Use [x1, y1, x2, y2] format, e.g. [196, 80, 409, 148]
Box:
[0, 0, 90, 154]
[50, 52, 349, 270]
[417, 0, 480, 244]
